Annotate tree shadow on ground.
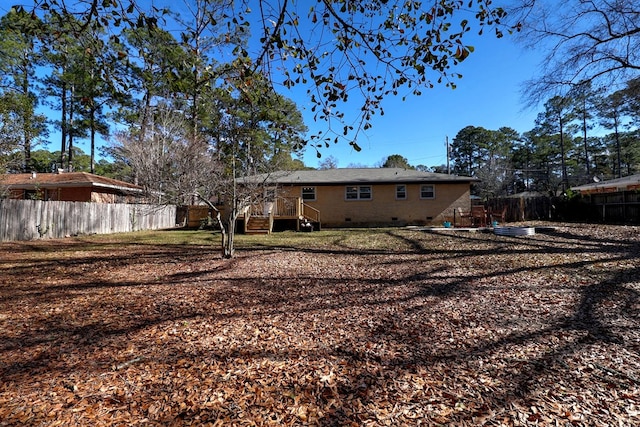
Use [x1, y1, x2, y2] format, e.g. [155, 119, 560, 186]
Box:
[1, 226, 639, 425]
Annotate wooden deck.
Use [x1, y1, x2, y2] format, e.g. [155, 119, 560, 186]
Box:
[241, 197, 320, 234]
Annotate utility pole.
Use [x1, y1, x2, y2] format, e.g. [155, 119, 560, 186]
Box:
[446, 136, 450, 174]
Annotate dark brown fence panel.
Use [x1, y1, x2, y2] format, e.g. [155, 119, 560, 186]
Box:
[486, 196, 555, 223]
[583, 190, 640, 223]
[486, 191, 640, 224]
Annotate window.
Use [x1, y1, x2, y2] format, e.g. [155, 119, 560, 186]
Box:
[302, 187, 316, 201]
[359, 186, 371, 199]
[346, 185, 372, 200]
[345, 186, 358, 200]
[420, 184, 435, 199]
[396, 185, 407, 200]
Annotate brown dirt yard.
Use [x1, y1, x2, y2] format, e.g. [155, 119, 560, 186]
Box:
[0, 224, 639, 426]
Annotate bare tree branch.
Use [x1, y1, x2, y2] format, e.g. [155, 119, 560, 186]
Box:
[511, 0, 640, 104]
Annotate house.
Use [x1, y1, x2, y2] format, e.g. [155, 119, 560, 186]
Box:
[240, 168, 477, 232]
[570, 174, 640, 194]
[569, 174, 640, 223]
[0, 171, 144, 203]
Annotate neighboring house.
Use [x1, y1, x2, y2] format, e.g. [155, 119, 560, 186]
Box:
[570, 174, 640, 223]
[241, 168, 477, 232]
[570, 174, 640, 194]
[0, 171, 144, 203]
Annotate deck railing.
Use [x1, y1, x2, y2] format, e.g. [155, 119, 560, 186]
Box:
[243, 196, 320, 223]
[301, 202, 320, 223]
[275, 197, 298, 217]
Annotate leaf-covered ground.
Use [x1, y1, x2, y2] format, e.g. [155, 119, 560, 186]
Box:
[1, 224, 639, 426]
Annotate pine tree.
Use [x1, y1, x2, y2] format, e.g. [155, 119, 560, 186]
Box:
[0, 9, 48, 171]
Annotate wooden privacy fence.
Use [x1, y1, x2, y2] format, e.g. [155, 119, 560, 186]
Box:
[485, 196, 555, 223]
[0, 200, 177, 242]
[485, 192, 640, 224]
[568, 190, 640, 223]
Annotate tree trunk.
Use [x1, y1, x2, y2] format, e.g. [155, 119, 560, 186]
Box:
[614, 128, 622, 178]
[208, 203, 236, 259]
[68, 84, 75, 172]
[89, 68, 96, 174]
[60, 78, 67, 169]
[211, 208, 228, 258]
[582, 106, 590, 176]
[21, 56, 31, 172]
[224, 215, 236, 259]
[558, 114, 567, 192]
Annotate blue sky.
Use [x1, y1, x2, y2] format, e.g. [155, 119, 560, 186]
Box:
[292, 31, 542, 169]
[6, 1, 545, 170]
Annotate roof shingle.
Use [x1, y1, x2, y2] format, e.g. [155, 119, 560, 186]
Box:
[245, 168, 476, 185]
[1, 172, 142, 191]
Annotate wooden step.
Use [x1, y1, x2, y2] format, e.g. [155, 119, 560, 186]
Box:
[247, 218, 269, 228]
[246, 217, 271, 234]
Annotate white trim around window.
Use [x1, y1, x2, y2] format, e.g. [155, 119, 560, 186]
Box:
[302, 186, 316, 201]
[345, 185, 372, 200]
[396, 184, 407, 200]
[420, 184, 435, 199]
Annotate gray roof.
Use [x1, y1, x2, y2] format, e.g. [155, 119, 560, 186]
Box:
[571, 174, 640, 193]
[245, 168, 476, 185]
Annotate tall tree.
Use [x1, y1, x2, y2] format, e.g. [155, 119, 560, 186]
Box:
[259, 91, 308, 170]
[519, 129, 562, 195]
[617, 131, 640, 176]
[41, 12, 96, 171]
[113, 72, 307, 257]
[0, 9, 48, 172]
[623, 77, 640, 128]
[30, 147, 94, 173]
[73, 24, 118, 173]
[587, 135, 613, 178]
[568, 82, 600, 177]
[535, 96, 576, 191]
[0, 93, 24, 173]
[511, 131, 536, 193]
[451, 126, 518, 197]
[174, 0, 244, 145]
[209, 72, 308, 257]
[117, 24, 189, 149]
[474, 127, 519, 197]
[380, 154, 413, 169]
[597, 90, 627, 178]
[451, 125, 492, 177]
[18, 0, 512, 151]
